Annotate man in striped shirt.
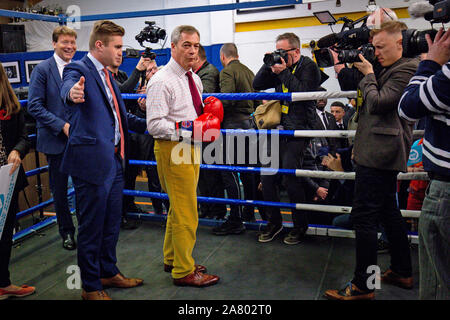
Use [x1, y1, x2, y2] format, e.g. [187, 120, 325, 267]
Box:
[398, 27, 450, 300]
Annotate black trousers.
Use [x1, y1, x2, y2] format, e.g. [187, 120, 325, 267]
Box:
[123, 133, 169, 214]
[198, 140, 227, 219]
[351, 165, 412, 291]
[0, 189, 18, 287]
[261, 137, 308, 230]
[47, 153, 75, 238]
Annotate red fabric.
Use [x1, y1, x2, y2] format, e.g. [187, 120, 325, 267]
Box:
[103, 68, 125, 160]
[186, 71, 203, 116]
[203, 96, 224, 123]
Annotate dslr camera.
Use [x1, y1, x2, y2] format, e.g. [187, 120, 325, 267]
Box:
[263, 49, 289, 67]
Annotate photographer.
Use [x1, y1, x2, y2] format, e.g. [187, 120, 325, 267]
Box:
[253, 32, 321, 244]
[398, 27, 450, 300]
[330, 8, 398, 91]
[324, 21, 419, 300]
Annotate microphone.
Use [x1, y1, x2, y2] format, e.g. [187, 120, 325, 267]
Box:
[408, 1, 434, 18]
[317, 33, 340, 48]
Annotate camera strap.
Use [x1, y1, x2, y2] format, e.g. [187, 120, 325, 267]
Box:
[353, 88, 364, 123]
[281, 56, 303, 114]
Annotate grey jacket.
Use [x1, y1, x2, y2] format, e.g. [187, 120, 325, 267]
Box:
[353, 57, 419, 172]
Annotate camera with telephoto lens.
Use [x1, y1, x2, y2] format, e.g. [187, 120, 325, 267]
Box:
[338, 43, 375, 64]
[263, 49, 289, 67]
[401, 0, 450, 57]
[313, 19, 374, 68]
[135, 21, 166, 46]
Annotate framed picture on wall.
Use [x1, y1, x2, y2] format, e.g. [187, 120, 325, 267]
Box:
[25, 60, 43, 83]
[1, 61, 21, 84]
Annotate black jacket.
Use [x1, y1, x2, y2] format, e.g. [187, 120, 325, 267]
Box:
[253, 55, 321, 130]
[0, 108, 31, 192]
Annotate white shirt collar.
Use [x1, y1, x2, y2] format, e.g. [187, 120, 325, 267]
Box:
[316, 108, 326, 116]
[168, 57, 192, 78]
[87, 52, 106, 72]
[53, 52, 71, 67]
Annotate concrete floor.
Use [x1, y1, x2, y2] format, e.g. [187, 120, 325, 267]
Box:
[9, 213, 420, 301]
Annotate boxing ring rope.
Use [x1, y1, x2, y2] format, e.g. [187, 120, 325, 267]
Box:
[124, 90, 423, 243]
[14, 90, 423, 243]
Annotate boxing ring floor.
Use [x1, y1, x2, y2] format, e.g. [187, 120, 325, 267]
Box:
[10, 199, 420, 301]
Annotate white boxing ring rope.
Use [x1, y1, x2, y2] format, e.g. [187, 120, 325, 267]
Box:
[122, 89, 423, 243]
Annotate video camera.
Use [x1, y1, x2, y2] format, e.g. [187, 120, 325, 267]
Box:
[312, 11, 374, 67]
[422, 0, 450, 23]
[313, 1, 449, 68]
[133, 21, 166, 85]
[135, 21, 166, 46]
[402, 0, 450, 57]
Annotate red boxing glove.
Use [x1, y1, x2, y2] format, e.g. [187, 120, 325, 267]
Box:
[193, 113, 221, 142]
[203, 96, 224, 123]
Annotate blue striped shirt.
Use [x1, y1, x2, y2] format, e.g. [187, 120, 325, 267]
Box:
[398, 60, 450, 176]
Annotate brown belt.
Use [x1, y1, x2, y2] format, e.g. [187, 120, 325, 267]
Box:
[114, 146, 119, 154]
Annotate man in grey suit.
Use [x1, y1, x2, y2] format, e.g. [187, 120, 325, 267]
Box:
[325, 21, 419, 300]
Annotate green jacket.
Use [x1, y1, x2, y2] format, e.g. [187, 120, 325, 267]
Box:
[196, 61, 220, 93]
[220, 59, 256, 123]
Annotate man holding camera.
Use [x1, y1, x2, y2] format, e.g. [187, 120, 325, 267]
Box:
[398, 27, 450, 300]
[324, 21, 419, 300]
[253, 32, 321, 244]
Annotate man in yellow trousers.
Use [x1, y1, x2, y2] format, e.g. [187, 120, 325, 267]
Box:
[146, 25, 220, 287]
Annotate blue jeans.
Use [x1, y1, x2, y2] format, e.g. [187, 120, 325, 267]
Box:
[419, 179, 450, 300]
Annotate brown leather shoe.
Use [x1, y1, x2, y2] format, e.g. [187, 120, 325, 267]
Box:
[173, 270, 219, 287]
[381, 269, 413, 289]
[164, 264, 207, 274]
[324, 282, 375, 300]
[100, 273, 143, 288]
[81, 290, 112, 300]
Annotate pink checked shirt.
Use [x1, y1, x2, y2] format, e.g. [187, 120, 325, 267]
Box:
[146, 57, 203, 140]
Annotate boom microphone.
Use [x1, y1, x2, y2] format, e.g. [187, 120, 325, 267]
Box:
[317, 33, 340, 48]
[408, 1, 434, 18]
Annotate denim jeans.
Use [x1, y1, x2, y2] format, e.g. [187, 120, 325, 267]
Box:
[419, 179, 450, 300]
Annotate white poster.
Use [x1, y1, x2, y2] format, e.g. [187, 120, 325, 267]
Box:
[0, 164, 18, 239]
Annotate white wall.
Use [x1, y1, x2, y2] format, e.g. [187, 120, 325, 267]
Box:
[25, 0, 438, 100]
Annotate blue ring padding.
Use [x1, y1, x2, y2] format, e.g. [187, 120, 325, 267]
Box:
[124, 189, 297, 209]
[127, 128, 297, 137]
[121, 92, 292, 101]
[129, 160, 294, 176]
[15, 188, 75, 220]
[26, 165, 49, 177]
[13, 216, 57, 242]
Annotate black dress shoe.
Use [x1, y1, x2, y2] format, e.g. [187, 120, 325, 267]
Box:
[63, 234, 77, 250]
[121, 216, 141, 230]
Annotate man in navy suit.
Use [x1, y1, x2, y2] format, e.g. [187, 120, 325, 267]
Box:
[28, 26, 78, 250]
[60, 20, 147, 300]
